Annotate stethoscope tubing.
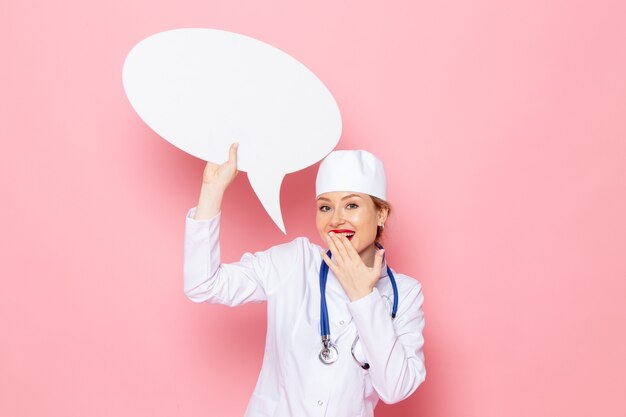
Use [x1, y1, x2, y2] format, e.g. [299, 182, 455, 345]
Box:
[319, 251, 331, 336]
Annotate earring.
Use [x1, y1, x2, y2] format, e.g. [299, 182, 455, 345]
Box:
[379, 223, 384, 230]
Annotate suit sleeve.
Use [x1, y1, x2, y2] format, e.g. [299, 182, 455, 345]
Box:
[347, 283, 426, 404]
[183, 207, 298, 306]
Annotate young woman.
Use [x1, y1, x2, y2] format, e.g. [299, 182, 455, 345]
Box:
[184, 144, 426, 417]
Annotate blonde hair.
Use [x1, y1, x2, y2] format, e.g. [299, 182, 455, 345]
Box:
[371, 196, 392, 242]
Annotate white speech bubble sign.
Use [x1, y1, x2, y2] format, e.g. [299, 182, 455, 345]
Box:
[122, 28, 342, 233]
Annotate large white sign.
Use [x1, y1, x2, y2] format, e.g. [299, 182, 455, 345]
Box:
[123, 28, 342, 233]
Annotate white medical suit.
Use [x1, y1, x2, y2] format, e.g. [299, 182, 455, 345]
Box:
[183, 207, 426, 417]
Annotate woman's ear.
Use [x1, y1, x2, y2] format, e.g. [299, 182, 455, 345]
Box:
[378, 208, 389, 225]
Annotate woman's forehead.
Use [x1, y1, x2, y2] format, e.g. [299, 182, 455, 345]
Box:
[316, 191, 368, 202]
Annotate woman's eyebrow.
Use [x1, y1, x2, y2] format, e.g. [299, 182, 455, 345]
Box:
[317, 194, 363, 202]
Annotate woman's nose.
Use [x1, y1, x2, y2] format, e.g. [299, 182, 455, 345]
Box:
[330, 209, 345, 226]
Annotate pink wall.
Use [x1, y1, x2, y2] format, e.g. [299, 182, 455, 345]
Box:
[1, 1, 625, 416]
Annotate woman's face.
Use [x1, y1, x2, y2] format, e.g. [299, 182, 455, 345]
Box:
[316, 191, 387, 262]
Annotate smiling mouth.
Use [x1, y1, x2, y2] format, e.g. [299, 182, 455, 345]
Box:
[330, 230, 355, 240]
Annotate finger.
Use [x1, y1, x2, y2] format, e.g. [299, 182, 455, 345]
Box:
[331, 232, 350, 261]
[338, 233, 360, 259]
[228, 142, 238, 167]
[205, 160, 218, 169]
[320, 251, 340, 276]
[338, 235, 362, 263]
[325, 233, 346, 265]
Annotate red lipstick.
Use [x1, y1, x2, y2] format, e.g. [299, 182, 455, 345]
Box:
[329, 229, 355, 240]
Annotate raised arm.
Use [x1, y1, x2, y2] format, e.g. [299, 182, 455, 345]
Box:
[184, 142, 300, 306]
[185, 141, 264, 304]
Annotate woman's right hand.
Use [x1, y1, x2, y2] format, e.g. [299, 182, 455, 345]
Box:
[202, 142, 239, 191]
[193, 143, 239, 220]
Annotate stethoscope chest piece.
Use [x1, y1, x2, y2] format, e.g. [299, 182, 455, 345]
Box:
[319, 342, 339, 365]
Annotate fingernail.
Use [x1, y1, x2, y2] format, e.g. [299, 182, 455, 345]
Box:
[328, 231, 335, 236]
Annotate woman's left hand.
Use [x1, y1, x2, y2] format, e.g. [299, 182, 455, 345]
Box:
[321, 232, 385, 302]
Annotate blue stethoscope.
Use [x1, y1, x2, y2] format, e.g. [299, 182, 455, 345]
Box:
[318, 242, 399, 369]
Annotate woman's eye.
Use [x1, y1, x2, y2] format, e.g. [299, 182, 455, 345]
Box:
[319, 205, 331, 212]
[347, 203, 359, 209]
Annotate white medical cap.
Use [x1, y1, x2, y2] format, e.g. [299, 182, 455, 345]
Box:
[315, 150, 387, 200]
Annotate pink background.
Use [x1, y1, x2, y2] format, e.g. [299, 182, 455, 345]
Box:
[1, 1, 625, 416]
